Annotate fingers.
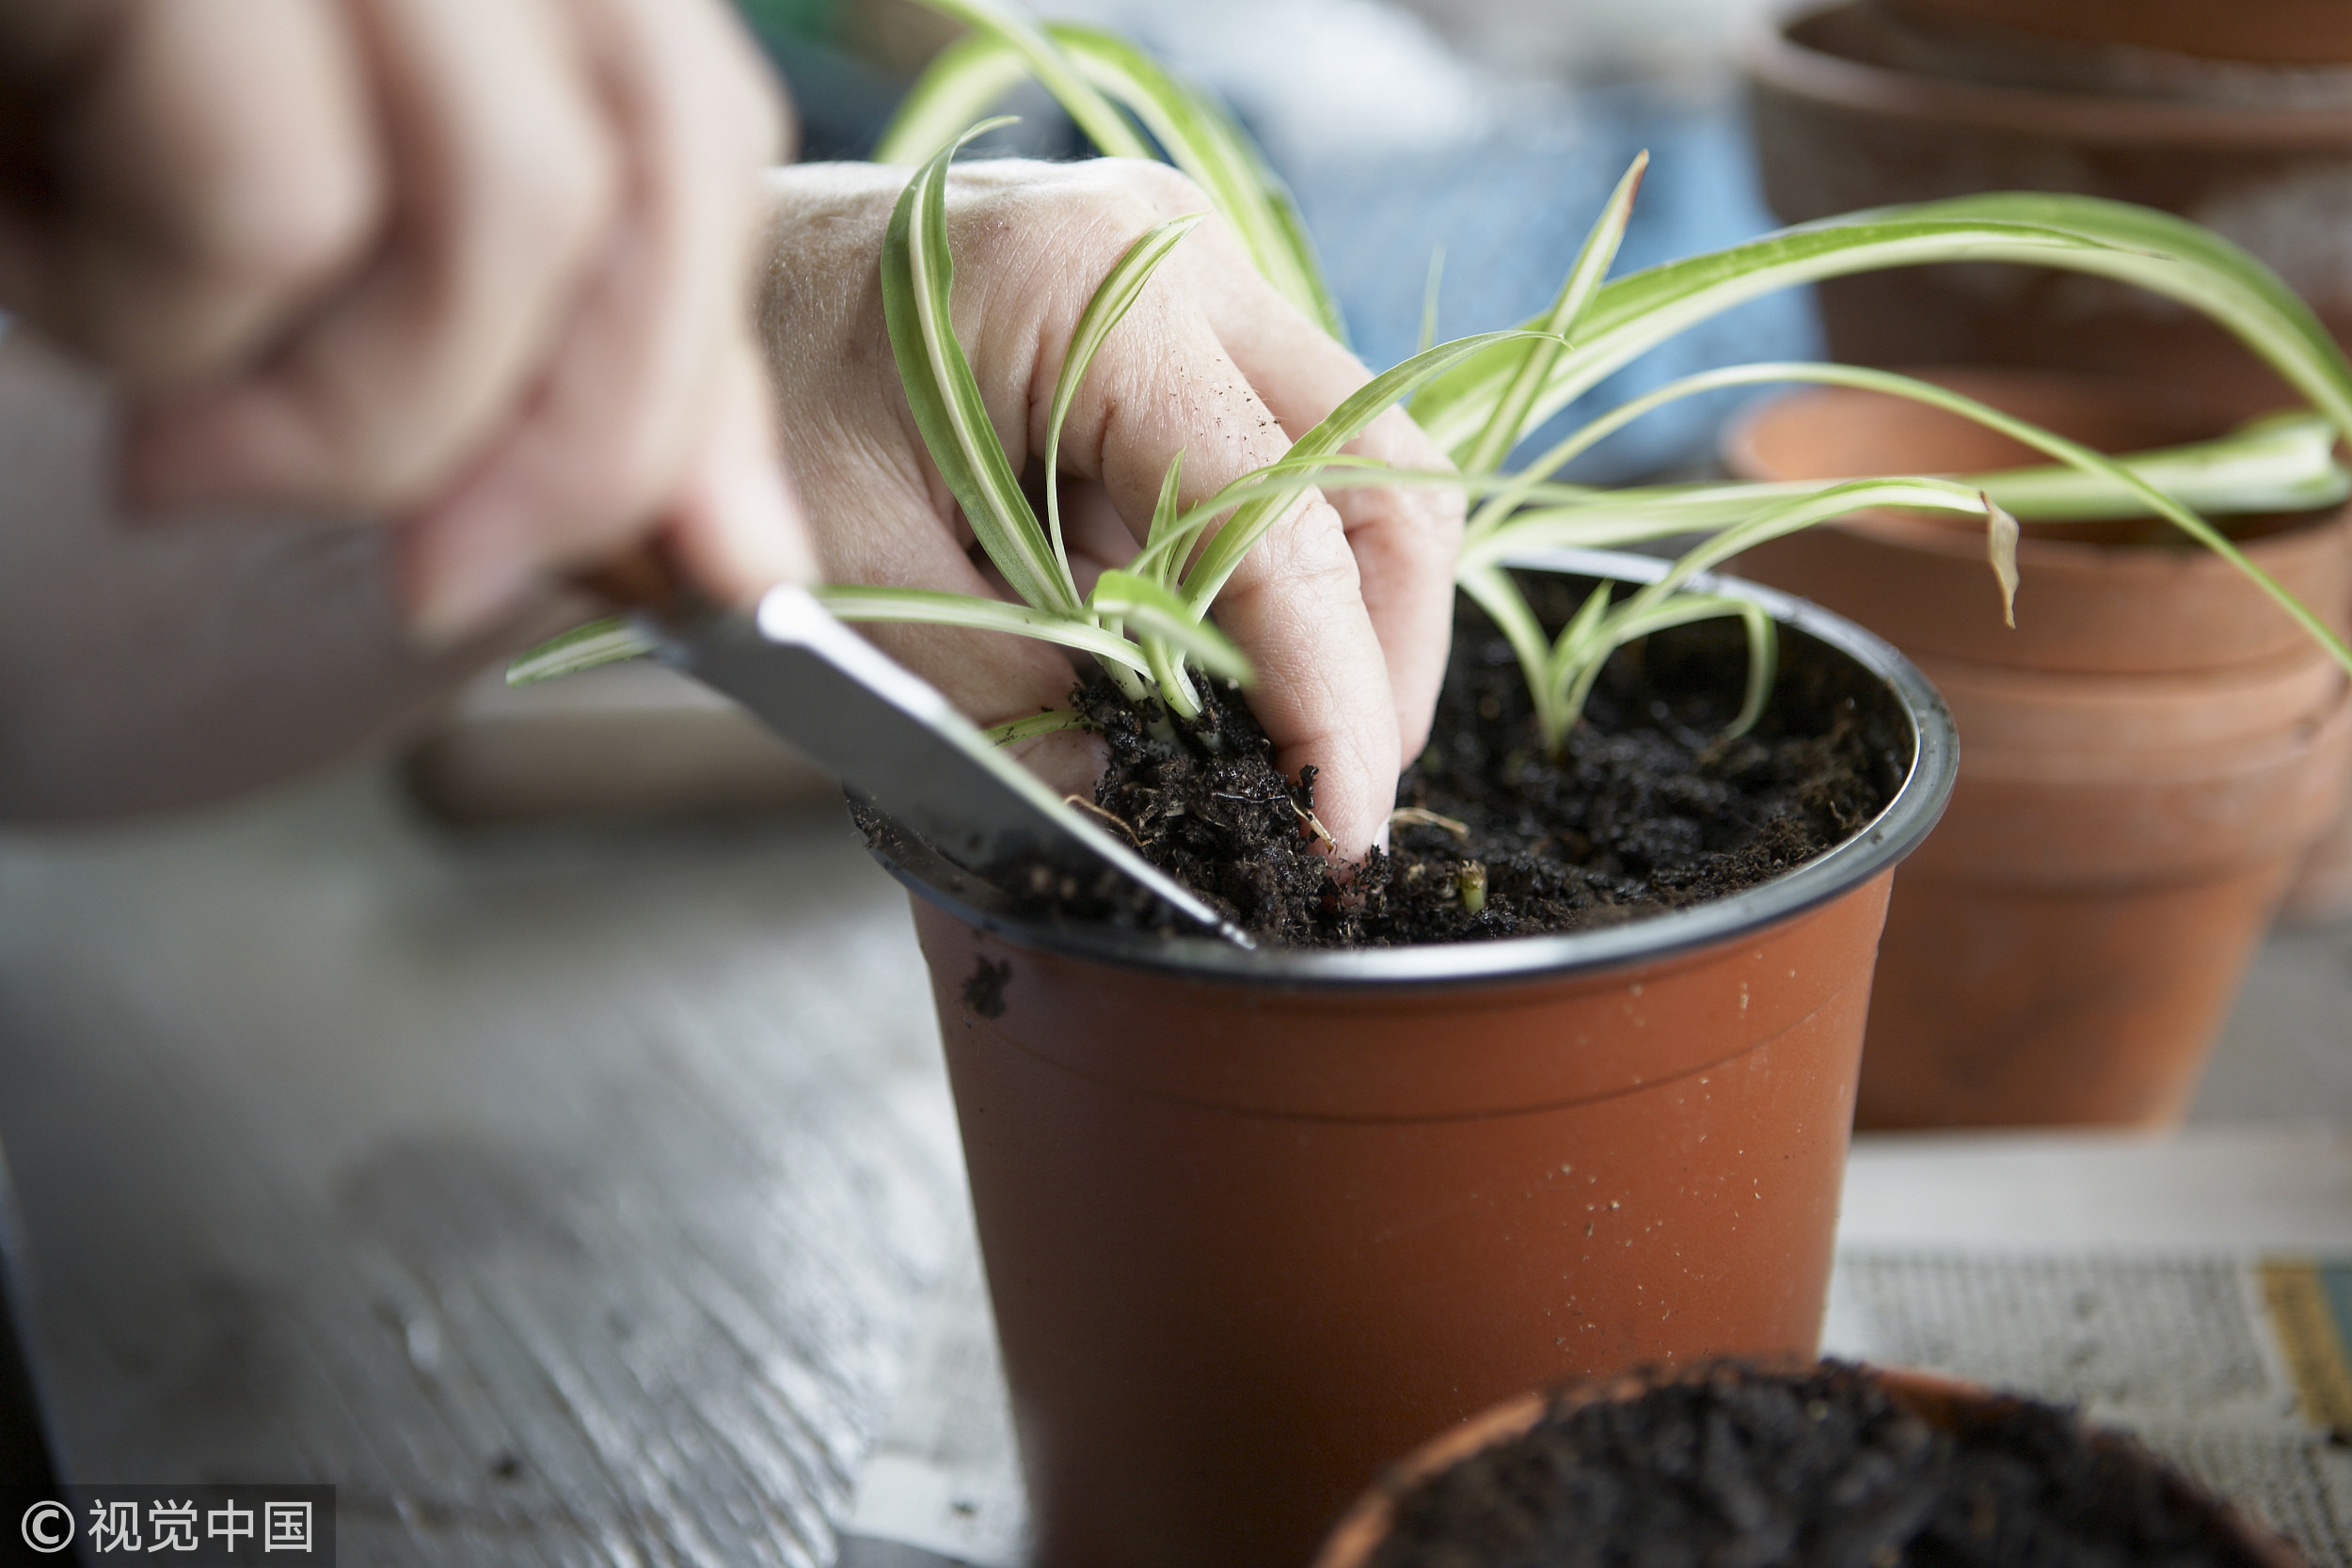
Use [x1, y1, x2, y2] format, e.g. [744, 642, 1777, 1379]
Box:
[0, 0, 381, 386]
[650, 333, 817, 607]
[399, 330, 809, 639]
[391, 0, 794, 634]
[1206, 494, 1404, 862]
[119, 0, 622, 516]
[990, 197, 1401, 857]
[755, 162, 1101, 790]
[751, 159, 1448, 850]
[1133, 169, 1465, 766]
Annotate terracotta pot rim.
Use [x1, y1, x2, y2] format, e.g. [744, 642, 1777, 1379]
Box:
[1720, 378, 2352, 574]
[866, 549, 1956, 990]
[1311, 1362, 2310, 1568]
[1747, 4, 2352, 147]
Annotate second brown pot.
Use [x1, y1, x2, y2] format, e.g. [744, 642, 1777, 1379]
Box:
[1726, 370, 2352, 1127]
[1311, 1363, 2311, 1568]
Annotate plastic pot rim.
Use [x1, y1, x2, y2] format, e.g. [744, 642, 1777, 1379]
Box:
[863, 547, 1959, 992]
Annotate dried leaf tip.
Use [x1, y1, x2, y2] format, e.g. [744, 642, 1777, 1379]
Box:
[1390, 806, 1470, 841]
[1983, 492, 2021, 629]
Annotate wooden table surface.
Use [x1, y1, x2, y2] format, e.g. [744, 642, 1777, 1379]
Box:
[0, 768, 969, 1565]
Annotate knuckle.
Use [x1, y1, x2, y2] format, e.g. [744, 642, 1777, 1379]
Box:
[1248, 499, 1362, 600]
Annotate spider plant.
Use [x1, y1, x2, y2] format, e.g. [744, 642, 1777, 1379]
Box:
[517, 0, 2352, 797]
[845, 1, 2352, 743]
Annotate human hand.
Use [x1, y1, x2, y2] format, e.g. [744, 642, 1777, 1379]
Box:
[756, 158, 1465, 862]
[0, 0, 807, 642]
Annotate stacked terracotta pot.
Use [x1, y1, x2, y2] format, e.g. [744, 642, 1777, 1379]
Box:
[1744, 0, 2352, 417]
[1728, 371, 2352, 1128]
[1746, 0, 2352, 927]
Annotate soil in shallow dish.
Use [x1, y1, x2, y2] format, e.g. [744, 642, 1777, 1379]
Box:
[1368, 1361, 2282, 1568]
[1061, 576, 1910, 947]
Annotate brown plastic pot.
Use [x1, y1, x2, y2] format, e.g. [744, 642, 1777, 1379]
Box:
[1309, 1364, 2312, 1568]
[866, 551, 1959, 1568]
[1745, 2, 2352, 418]
[1726, 370, 2352, 1127]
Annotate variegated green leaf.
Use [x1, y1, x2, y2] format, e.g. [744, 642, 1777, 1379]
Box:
[1479, 360, 2352, 674]
[881, 7, 1346, 341]
[894, 0, 1151, 160]
[505, 617, 658, 685]
[1179, 329, 1557, 612]
[1456, 564, 1558, 736]
[1629, 476, 1999, 609]
[815, 584, 1151, 673]
[1050, 24, 1345, 341]
[1413, 198, 2352, 474]
[882, 120, 1080, 614]
[1137, 449, 1190, 587]
[1962, 411, 2346, 520]
[1553, 594, 1777, 746]
[1461, 151, 1646, 477]
[872, 31, 1037, 164]
[1089, 568, 1254, 682]
[1045, 213, 1205, 585]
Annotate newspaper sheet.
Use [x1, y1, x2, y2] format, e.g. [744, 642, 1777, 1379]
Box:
[835, 1125, 2352, 1568]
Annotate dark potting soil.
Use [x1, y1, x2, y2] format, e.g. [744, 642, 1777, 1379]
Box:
[1367, 1362, 2279, 1568]
[1057, 577, 1909, 946]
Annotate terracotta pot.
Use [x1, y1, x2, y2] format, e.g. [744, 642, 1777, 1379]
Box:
[867, 551, 1959, 1568]
[1311, 1364, 2312, 1568]
[1744, 2, 2352, 418]
[1727, 370, 2352, 1128]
